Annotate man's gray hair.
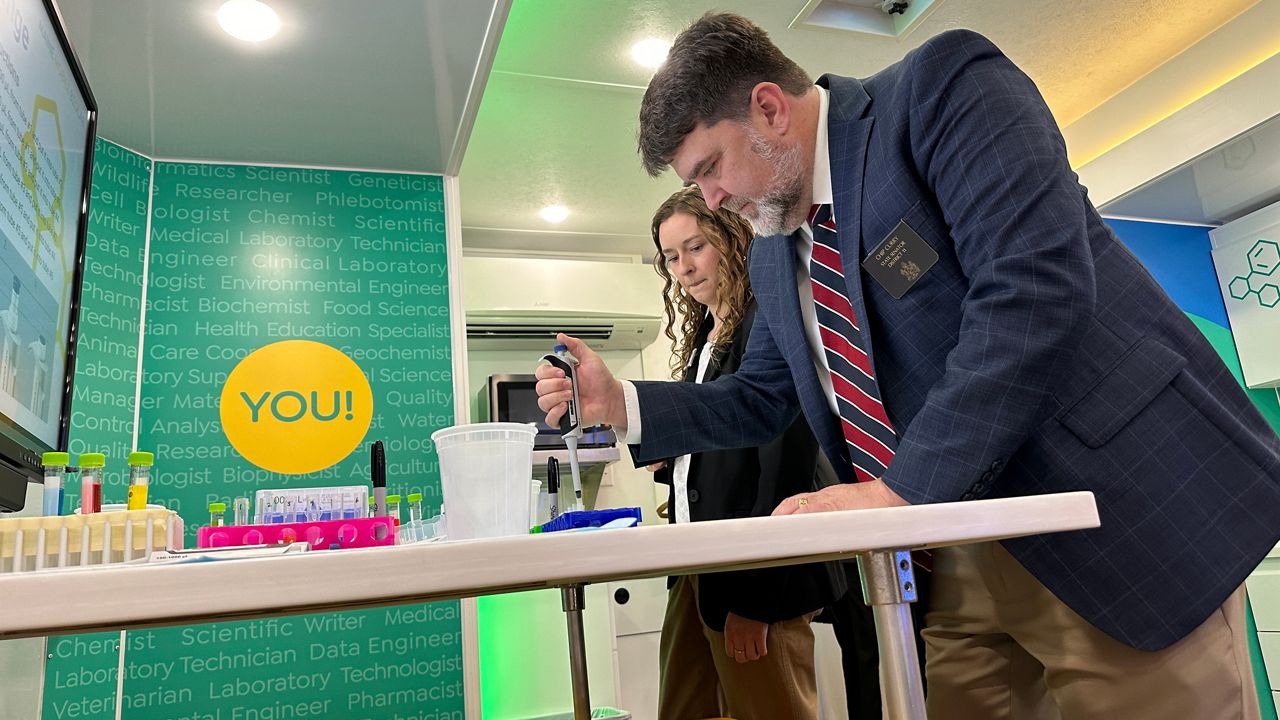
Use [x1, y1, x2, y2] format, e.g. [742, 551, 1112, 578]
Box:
[637, 13, 812, 178]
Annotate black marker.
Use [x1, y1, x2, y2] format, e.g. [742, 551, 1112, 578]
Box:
[371, 441, 386, 517]
[547, 456, 560, 521]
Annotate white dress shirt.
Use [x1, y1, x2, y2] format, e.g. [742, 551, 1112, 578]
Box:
[670, 338, 716, 523]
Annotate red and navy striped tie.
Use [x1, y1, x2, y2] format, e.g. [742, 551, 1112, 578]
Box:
[807, 203, 897, 484]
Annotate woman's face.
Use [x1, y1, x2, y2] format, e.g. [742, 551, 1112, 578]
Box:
[658, 211, 723, 308]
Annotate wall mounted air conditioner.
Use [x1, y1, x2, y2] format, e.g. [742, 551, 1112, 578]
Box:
[463, 257, 663, 350]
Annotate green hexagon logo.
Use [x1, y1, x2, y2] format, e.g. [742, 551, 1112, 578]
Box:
[1229, 275, 1252, 300]
[1229, 241, 1280, 309]
[1248, 240, 1279, 276]
[1260, 284, 1280, 308]
[1248, 271, 1273, 293]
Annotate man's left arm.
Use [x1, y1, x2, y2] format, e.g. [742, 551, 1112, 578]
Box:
[878, 30, 1097, 505]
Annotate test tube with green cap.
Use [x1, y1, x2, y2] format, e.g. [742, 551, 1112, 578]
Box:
[407, 493, 424, 525]
[42, 451, 69, 516]
[79, 453, 105, 514]
[127, 451, 154, 510]
[407, 493, 424, 542]
[209, 502, 226, 527]
[386, 494, 401, 529]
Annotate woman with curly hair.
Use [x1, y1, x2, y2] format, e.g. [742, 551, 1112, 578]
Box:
[647, 186, 844, 719]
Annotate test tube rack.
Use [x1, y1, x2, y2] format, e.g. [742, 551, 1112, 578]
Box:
[0, 508, 184, 574]
[198, 516, 398, 551]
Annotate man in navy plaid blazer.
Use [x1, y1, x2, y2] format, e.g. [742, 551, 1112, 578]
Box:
[538, 13, 1280, 718]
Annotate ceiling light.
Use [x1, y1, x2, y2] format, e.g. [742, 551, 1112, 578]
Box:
[630, 38, 671, 69]
[540, 205, 570, 224]
[217, 0, 281, 42]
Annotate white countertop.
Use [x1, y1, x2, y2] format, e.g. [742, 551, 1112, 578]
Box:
[0, 491, 1098, 639]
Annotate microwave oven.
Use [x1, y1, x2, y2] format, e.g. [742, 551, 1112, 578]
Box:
[480, 374, 617, 449]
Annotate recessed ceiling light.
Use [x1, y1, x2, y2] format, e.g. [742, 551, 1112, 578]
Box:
[630, 38, 671, 69]
[540, 205, 570, 224]
[217, 0, 281, 42]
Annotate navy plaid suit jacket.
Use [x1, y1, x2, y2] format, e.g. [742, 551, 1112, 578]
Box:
[631, 29, 1280, 651]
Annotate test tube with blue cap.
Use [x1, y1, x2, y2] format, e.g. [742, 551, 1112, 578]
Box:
[541, 344, 585, 512]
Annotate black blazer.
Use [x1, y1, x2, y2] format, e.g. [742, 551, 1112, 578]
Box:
[654, 302, 846, 632]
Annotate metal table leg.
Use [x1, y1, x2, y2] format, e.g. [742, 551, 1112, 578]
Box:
[858, 549, 926, 719]
[560, 584, 591, 720]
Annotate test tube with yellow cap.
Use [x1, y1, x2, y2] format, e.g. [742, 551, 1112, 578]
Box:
[127, 451, 154, 510]
[209, 502, 226, 527]
[79, 453, 105, 514]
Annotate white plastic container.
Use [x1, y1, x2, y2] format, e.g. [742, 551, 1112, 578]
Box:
[431, 423, 536, 540]
[530, 480, 542, 527]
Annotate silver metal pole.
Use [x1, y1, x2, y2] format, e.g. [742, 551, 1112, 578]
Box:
[561, 584, 591, 720]
[858, 549, 926, 720]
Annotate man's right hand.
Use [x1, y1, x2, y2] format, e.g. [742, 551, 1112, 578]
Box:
[536, 333, 628, 430]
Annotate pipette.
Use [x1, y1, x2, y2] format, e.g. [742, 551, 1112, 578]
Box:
[542, 344, 584, 512]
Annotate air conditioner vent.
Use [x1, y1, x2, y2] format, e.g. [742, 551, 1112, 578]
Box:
[466, 324, 615, 341]
[463, 257, 661, 349]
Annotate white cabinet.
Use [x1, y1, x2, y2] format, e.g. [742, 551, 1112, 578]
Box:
[1245, 544, 1280, 702]
[609, 577, 667, 720]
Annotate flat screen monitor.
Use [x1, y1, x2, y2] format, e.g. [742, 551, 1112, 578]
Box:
[0, 0, 95, 511]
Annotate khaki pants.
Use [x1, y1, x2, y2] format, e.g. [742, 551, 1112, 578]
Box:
[924, 541, 1260, 719]
[658, 575, 819, 720]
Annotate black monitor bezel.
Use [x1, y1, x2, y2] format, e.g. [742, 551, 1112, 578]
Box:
[0, 0, 97, 511]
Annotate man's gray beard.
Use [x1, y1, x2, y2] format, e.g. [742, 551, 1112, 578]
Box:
[740, 130, 806, 236]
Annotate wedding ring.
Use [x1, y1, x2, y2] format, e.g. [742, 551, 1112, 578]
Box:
[797, 497, 809, 506]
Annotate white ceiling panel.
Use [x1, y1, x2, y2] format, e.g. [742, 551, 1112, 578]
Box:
[46, 0, 1269, 253]
[461, 0, 1261, 255]
[57, 0, 504, 172]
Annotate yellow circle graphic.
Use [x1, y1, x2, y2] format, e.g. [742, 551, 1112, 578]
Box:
[220, 340, 374, 474]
